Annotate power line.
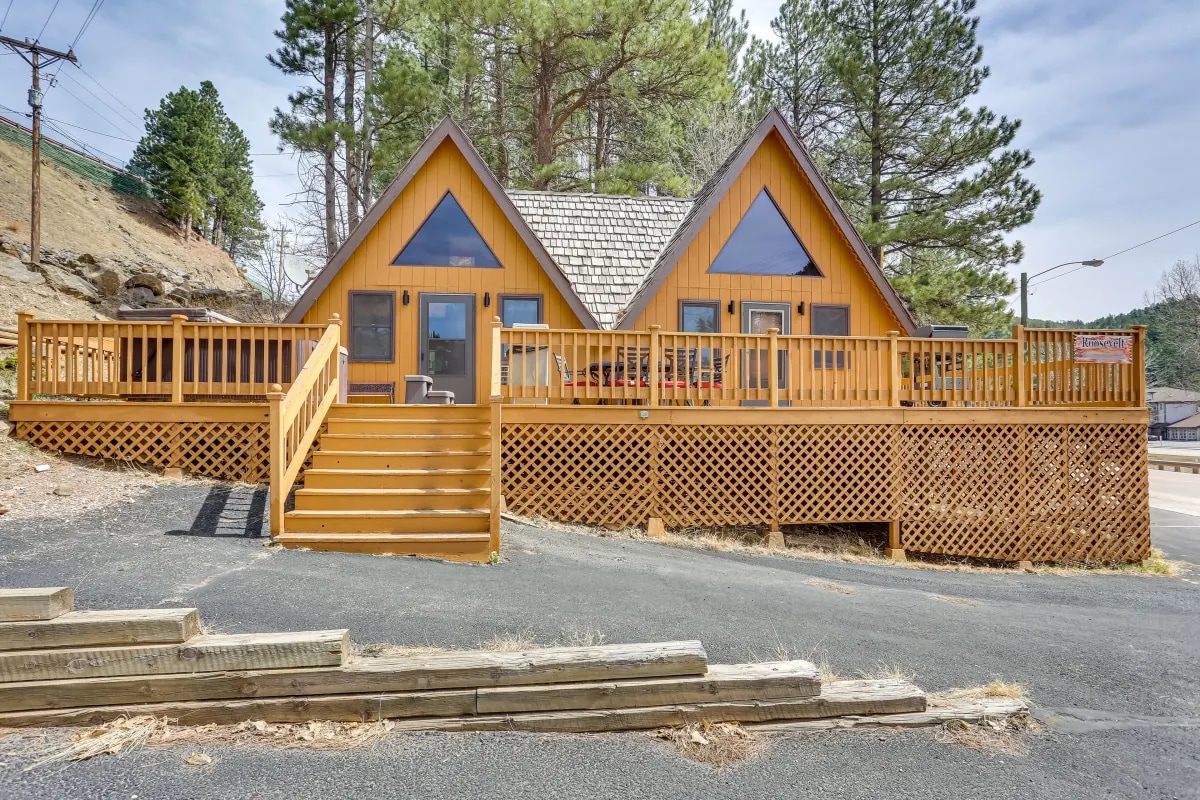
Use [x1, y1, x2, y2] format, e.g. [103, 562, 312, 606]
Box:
[37, 0, 62, 41]
[41, 114, 137, 142]
[56, 67, 141, 131]
[1029, 216, 1200, 289]
[53, 82, 141, 139]
[0, 0, 14, 33]
[74, 63, 139, 125]
[1102, 217, 1200, 261]
[70, 0, 104, 49]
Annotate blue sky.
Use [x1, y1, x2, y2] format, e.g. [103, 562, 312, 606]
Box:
[1, 0, 1198, 321]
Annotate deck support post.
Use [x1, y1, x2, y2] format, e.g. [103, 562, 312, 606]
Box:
[267, 383, 286, 538]
[16, 311, 33, 401]
[1131, 325, 1148, 406]
[887, 331, 900, 407]
[648, 325, 660, 407]
[885, 520, 905, 561]
[170, 314, 186, 404]
[768, 328, 780, 408]
[646, 517, 665, 539]
[766, 522, 784, 550]
[1012, 325, 1027, 407]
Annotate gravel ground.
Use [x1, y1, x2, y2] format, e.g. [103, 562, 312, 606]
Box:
[0, 482, 1197, 799]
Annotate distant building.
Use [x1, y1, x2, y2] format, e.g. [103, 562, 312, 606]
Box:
[1149, 387, 1200, 439]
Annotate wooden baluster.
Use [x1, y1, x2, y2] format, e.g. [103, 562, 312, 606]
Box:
[648, 325, 660, 408]
[170, 315, 185, 403]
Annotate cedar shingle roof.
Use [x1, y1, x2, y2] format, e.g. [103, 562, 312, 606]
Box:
[508, 191, 693, 328]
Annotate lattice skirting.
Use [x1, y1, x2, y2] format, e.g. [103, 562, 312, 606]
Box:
[501, 421, 1150, 562]
[14, 420, 269, 484]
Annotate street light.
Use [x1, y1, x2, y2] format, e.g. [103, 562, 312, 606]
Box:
[1020, 259, 1104, 326]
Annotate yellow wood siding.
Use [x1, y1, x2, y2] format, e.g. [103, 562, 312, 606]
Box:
[631, 131, 904, 335]
[301, 140, 583, 400]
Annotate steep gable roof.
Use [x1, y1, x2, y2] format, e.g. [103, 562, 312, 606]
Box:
[508, 191, 692, 328]
[615, 109, 917, 333]
[284, 117, 599, 328]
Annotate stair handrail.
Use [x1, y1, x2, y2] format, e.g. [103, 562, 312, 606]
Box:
[268, 315, 343, 537]
[489, 317, 503, 556]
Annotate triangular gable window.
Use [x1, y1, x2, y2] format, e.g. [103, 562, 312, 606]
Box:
[707, 189, 822, 277]
[392, 191, 501, 268]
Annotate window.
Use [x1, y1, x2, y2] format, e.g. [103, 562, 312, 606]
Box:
[707, 189, 822, 277]
[392, 192, 501, 268]
[810, 305, 849, 336]
[679, 301, 720, 333]
[500, 295, 543, 327]
[810, 304, 849, 370]
[348, 291, 395, 362]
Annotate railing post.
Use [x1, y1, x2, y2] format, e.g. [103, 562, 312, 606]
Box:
[1012, 324, 1027, 407]
[887, 330, 900, 407]
[170, 314, 186, 403]
[489, 393, 502, 557]
[768, 327, 779, 407]
[327, 313, 343, 403]
[490, 316, 502, 399]
[267, 383, 286, 537]
[16, 311, 33, 401]
[648, 324, 661, 407]
[1132, 324, 1148, 408]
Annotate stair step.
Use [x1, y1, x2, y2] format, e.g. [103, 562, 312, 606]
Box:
[330, 404, 489, 420]
[319, 433, 490, 452]
[276, 532, 491, 561]
[294, 488, 490, 512]
[324, 420, 490, 435]
[284, 509, 491, 534]
[311, 451, 491, 470]
[302, 469, 491, 490]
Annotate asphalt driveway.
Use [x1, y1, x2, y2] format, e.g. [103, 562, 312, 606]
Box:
[0, 481, 1197, 799]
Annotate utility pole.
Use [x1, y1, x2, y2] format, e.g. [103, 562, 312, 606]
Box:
[0, 35, 78, 268]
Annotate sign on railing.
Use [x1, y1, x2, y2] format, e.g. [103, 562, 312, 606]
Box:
[1073, 333, 1133, 365]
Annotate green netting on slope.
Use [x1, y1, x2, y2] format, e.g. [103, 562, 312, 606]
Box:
[0, 119, 154, 199]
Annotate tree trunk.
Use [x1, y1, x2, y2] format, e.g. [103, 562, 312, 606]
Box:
[344, 15, 359, 232]
[592, 89, 607, 189]
[360, 3, 374, 209]
[531, 75, 554, 190]
[323, 21, 338, 259]
[492, 30, 508, 185]
[867, 0, 884, 268]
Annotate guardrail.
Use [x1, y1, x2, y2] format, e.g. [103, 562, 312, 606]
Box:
[496, 324, 1146, 408]
[1149, 457, 1200, 474]
[16, 312, 329, 401]
[268, 316, 344, 536]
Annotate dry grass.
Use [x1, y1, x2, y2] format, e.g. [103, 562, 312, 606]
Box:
[506, 512, 1181, 578]
[928, 593, 978, 607]
[352, 628, 607, 659]
[930, 680, 1028, 705]
[9, 715, 398, 769]
[744, 642, 844, 683]
[3, 220, 20, 233]
[804, 578, 856, 595]
[933, 713, 1036, 756]
[652, 721, 766, 768]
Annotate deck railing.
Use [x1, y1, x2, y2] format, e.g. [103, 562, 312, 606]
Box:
[268, 316, 344, 536]
[16, 312, 329, 400]
[496, 324, 1146, 408]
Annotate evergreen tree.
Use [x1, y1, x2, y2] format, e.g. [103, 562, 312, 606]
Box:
[269, 0, 359, 257]
[131, 82, 264, 254]
[130, 85, 219, 240]
[752, 0, 1040, 326]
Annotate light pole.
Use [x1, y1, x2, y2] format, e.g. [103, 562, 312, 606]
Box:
[1020, 259, 1104, 326]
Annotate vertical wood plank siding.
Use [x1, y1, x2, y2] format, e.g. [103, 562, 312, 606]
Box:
[631, 131, 904, 336]
[301, 140, 583, 401]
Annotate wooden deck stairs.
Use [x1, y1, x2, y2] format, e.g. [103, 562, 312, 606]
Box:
[276, 404, 497, 561]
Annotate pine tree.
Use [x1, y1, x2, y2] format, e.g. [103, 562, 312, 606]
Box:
[753, 0, 1040, 326]
[130, 85, 220, 241]
[269, 0, 359, 257]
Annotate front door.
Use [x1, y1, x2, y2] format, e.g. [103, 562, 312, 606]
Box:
[741, 302, 791, 405]
[419, 293, 476, 403]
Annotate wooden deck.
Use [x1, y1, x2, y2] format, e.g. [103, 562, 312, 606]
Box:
[8, 314, 1151, 563]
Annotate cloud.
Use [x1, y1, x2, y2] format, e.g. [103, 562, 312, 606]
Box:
[2, 0, 1197, 320]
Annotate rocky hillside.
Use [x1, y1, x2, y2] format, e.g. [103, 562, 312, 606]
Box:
[0, 137, 264, 324]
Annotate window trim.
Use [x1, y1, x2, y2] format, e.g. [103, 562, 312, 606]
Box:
[678, 300, 721, 333]
[809, 303, 851, 337]
[347, 290, 396, 363]
[498, 294, 545, 327]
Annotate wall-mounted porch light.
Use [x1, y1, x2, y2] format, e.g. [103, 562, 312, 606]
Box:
[797, 301, 805, 315]
[727, 300, 735, 316]
[484, 292, 491, 308]
[402, 290, 410, 306]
